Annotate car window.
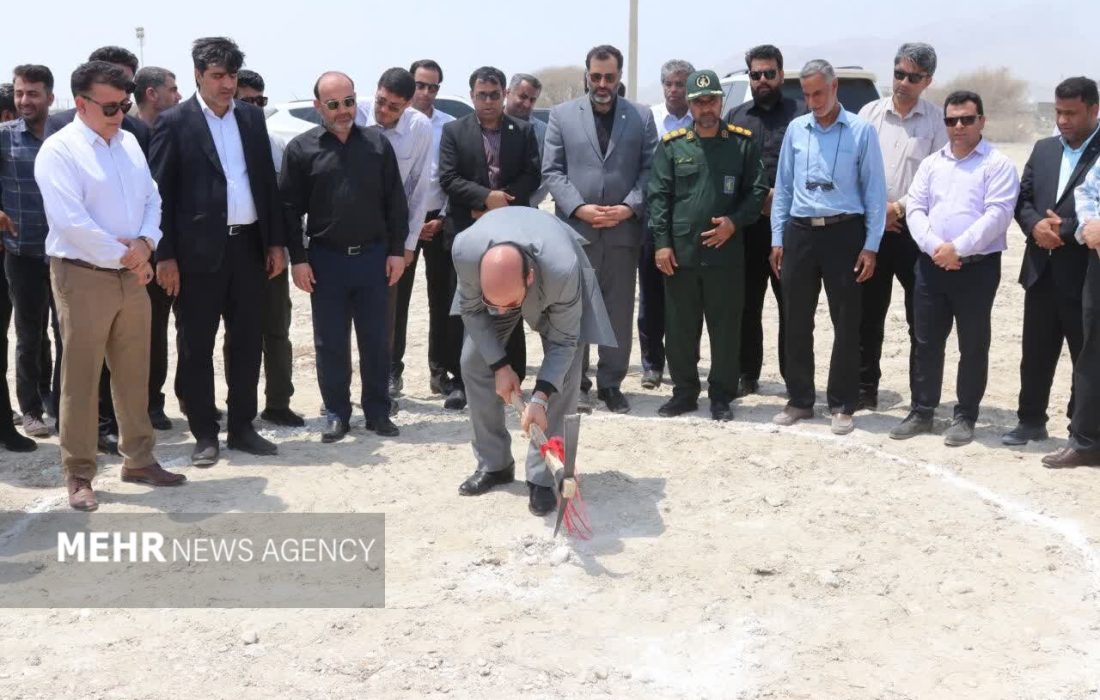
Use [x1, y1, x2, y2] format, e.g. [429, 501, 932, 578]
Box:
[781, 78, 879, 113]
[531, 108, 550, 125]
[723, 81, 748, 110]
[288, 106, 322, 125]
[435, 98, 474, 119]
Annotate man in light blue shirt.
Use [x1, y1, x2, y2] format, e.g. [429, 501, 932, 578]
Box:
[769, 59, 888, 435]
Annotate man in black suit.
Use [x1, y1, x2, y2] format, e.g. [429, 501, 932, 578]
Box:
[44, 46, 149, 455]
[438, 66, 541, 407]
[1005, 77, 1100, 446]
[150, 37, 286, 466]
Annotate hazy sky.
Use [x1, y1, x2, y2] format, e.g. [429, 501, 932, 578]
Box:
[2, 0, 1095, 105]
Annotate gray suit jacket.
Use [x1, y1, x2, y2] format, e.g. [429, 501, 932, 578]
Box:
[450, 207, 616, 392]
[542, 95, 658, 247]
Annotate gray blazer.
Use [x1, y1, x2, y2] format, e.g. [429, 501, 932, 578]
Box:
[542, 95, 658, 247]
[450, 207, 616, 392]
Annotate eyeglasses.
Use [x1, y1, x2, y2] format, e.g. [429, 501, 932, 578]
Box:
[893, 69, 928, 84]
[482, 296, 524, 316]
[239, 95, 268, 107]
[944, 115, 979, 127]
[415, 81, 440, 93]
[749, 70, 778, 81]
[322, 95, 356, 111]
[80, 95, 132, 117]
[588, 72, 618, 85]
[805, 181, 836, 191]
[374, 95, 407, 112]
[473, 90, 501, 102]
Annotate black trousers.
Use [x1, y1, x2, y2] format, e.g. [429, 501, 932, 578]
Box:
[637, 226, 665, 374]
[5, 252, 56, 418]
[1069, 253, 1100, 451]
[390, 211, 464, 386]
[176, 228, 266, 439]
[148, 275, 174, 413]
[0, 251, 15, 423]
[741, 216, 785, 382]
[911, 253, 1001, 422]
[781, 218, 864, 414]
[1016, 265, 1083, 427]
[260, 268, 294, 410]
[311, 242, 391, 422]
[859, 223, 918, 395]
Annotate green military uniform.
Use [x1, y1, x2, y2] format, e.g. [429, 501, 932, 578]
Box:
[647, 70, 768, 408]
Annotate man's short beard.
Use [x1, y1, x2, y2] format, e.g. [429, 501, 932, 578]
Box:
[752, 87, 780, 107]
[590, 91, 614, 105]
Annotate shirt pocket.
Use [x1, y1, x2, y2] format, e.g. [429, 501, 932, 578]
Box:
[905, 136, 934, 164]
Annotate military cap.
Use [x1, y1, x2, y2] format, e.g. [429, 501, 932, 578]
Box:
[686, 70, 724, 100]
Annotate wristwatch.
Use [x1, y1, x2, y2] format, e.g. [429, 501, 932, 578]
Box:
[138, 236, 155, 255]
[529, 394, 549, 411]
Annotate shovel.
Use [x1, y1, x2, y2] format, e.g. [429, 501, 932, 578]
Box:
[509, 395, 585, 537]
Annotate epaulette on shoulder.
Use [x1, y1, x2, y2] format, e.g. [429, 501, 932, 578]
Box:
[662, 127, 689, 143]
[727, 124, 753, 138]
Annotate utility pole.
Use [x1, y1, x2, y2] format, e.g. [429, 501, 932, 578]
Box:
[135, 26, 145, 67]
[627, 0, 638, 100]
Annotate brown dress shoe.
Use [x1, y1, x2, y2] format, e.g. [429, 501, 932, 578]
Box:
[120, 462, 187, 486]
[1041, 447, 1100, 469]
[66, 477, 98, 511]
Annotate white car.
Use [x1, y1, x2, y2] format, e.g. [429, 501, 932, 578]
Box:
[265, 96, 474, 144]
[720, 66, 881, 113]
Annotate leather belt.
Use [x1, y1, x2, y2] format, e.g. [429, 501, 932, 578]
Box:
[792, 213, 862, 228]
[60, 257, 125, 273]
[313, 240, 365, 256]
[228, 222, 259, 237]
[960, 253, 988, 264]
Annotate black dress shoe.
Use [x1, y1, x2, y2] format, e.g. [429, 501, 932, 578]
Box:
[389, 399, 400, 417]
[321, 418, 350, 443]
[261, 407, 306, 427]
[97, 432, 120, 455]
[388, 374, 403, 398]
[658, 395, 698, 417]
[1, 428, 36, 452]
[191, 437, 220, 467]
[365, 415, 400, 437]
[576, 390, 593, 415]
[429, 374, 447, 395]
[738, 377, 759, 397]
[710, 401, 734, 422]
[443, 388, 467, 410]
[640, 369, 662, 390]
[528, 481, 556, 516]
[459, 464, 515, 495]
[148, 408, 173, 431]
[597, 387, 630, 414]
[1002, 422, 1049, 446]
[227, 428, 278, 456]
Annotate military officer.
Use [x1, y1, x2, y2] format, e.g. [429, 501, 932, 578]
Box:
[647, 70, 768, 421]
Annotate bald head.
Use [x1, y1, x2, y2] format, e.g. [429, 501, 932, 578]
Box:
[480, 243, 532, 309]
[313, 71, 354, 100]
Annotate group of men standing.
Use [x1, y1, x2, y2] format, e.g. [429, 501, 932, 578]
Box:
[2, 36, 1100, 517]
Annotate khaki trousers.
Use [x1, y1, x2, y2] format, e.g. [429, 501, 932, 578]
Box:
[50, 259, 155, 480]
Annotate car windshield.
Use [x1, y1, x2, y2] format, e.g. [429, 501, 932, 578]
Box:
[723, 77, 879, 114]
[288, 106, 323, 125]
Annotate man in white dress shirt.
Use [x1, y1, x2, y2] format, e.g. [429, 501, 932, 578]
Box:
[400, 59, 460, 399]
[35, 61, 186, 511]
[355, 67, 432, 403]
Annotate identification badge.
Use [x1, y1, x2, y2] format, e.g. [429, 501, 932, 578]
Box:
[723, 176, 737, 194]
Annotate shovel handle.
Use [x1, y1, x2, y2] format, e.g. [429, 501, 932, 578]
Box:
[509, 394, 564, 471]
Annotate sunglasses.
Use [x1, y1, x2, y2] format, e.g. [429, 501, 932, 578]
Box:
[415, 81, 440, 93]
[588, 72, 618, 85]
[893, 69, 928, 84]
[749, 69, 778, 81]
[81, 95, 132, 117]
[482, 297, 523, 316]
[323, 95, 356, 111]
[239, 95, 268, 107]
[944, 115, 979, 127]
[473, 90, 501, 102]
[805, 181, 836, 192]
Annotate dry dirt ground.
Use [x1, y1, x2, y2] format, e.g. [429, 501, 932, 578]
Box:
[2, 143, 1099, 699]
